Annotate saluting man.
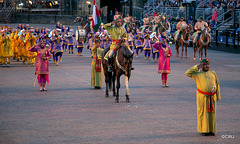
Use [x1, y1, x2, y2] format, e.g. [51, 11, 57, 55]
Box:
[185, 58, 221, 136]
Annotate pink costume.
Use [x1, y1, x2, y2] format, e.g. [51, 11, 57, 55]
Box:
[153, 43, 172, 83]
[29, 45, 51, 85]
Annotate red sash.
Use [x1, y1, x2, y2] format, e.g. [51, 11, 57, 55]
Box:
[93, 57, 101, 72]
[198, 89, 216, 112]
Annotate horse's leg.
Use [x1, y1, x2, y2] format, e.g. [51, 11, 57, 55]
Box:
[193, 44, 196, 61]
[176, 44, 179, 57]
[112, 72, 116, 96]
[125, 76, 130, 102]
[185, 44, 188, 58]
[205, 46, 207, 58]
[115, 75, 120, 103]
[105, 70, 109, 97]
[181, 42, 184, 58]
[199, 45, 202, 61]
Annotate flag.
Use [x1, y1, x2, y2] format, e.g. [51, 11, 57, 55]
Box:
[92, 0, 102, 32]
[153, 12, 156, 17]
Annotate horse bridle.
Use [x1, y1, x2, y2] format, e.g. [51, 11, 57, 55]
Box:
[181, 25, 192, 44]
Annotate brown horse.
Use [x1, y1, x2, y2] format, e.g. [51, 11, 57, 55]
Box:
[175, 24, 193, 58]
[194, 26, 210, 61]
[102, 40, 134, 103]
[74, 16, 90, 39]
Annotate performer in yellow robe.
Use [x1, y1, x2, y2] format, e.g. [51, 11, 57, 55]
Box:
[25, 32, 37, 66]
[13, 29, 20, 61]
[185, 58, 221, 136]
[19, 32, 27, 64]
[103, 18, 133, 71]
[1, 33, 13, 67]
[91, 38, 104, 88]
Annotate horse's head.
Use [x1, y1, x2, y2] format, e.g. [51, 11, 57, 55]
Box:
[186, 24, 194, 35]
[118, 43, 134, 77]
[74, 16, 83, 23]
[201, 26, 208, 37]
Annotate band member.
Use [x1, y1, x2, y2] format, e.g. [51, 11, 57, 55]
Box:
[91, 37, 104, 89]
[13, 29, 20, 61]
[1, 32, 13, 67]
[193, 17, 211, 47]
[102, 31, 112, 49]
[87, 31, 95, 54]
[19, 30, 27, 64]
[66, 26, 75, 54]
[62, 25, 67, 52]
[25, 30, 37, 67]
[185, 58, 221, 136]
[174, 17, 187, 43]
[103, 18, 134, 71]
[126, 31, 134, 50]
[29, 40, 51, 91]
[143, 32, 152, 60]
[52, 31, 63, 65]
[150, 32, 159, 62]
[141, 14, 150, 34]
[134, 32, 143, 57]
[153, 37, 172, 87]
[76, 26, 85, 56]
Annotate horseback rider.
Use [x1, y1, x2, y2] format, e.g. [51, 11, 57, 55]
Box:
[193, 16, 211, 48]
[114, 11, 121, 21]
[88, 14, 93, 29]
[141, 14, 150, 34]
[174, 17, 187, 43]
[103, 18, 134, 72]
[152, 12, 161, 33]
[123, 14, 131, 29]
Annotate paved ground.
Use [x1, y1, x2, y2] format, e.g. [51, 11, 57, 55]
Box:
[0, 24, 240, 144]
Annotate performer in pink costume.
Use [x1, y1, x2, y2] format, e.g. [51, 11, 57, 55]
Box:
[152, 37, 172, 87]
[29, 40, 51, 91]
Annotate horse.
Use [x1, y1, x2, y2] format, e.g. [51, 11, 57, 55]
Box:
[102, 40, 134, 103]
[73, 16, 90, 40]
[175, 24, 193, 58]
[193, 26, 210, 61]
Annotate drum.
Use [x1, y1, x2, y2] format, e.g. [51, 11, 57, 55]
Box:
[76, 29, 86, 42]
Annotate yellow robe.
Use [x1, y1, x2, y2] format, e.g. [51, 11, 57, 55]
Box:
[13, 33, 19, 54]
[18, 35, 26, 57]
[91, 45, 104, 87]
[103, 23, 127, 51]
[185, 65, 221, 133]
[25, 34, 37, 58]
[1, 36, 13, 58]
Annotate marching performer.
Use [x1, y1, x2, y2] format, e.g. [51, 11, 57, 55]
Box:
[87, 31, 95, 54]
[91, 36, 104, 89]
[142, 31, 152, 60]
[1, 31, 13, 67]
[29, 40, 51, 91]
[153, 36, 172, 87]
[150, 32, 159, 62]
[66, 26, 75, 54]
[134, 31, 143, 58]
[102, 32, 112, 49]
[75, 26, 85, 56]
[62, 25, 68, 52]
[51, 30, 63, 65]
[185, 58, 221, 136]
[25, 30, 37, 67]
[19, 29, 27, 64]
[126, 31, 134, 50]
